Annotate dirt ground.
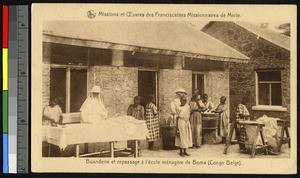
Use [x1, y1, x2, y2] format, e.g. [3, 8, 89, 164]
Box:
[46, 139, 290, 159]
[139, 143, 290, 159]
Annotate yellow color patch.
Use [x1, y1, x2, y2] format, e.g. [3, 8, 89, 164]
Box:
[2, 48, 8, 90]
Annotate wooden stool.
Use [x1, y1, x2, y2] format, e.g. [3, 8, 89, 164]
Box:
[224, 120, 269, 158]
[277, 119, 290, 152]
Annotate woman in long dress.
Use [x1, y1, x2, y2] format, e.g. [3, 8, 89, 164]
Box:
[175, 96, 193, 156]
[145, 94, 160, 150]
[189, 94, 205, 148]
[79, 86, 108, 154]
[214, 96, 229, 144]
[170, 88, 187, 125]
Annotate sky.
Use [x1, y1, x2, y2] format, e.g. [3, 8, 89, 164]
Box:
[189, 21, 287, 34]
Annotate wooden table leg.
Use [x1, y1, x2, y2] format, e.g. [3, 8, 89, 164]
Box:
[260, 129, 268, 155]
[285, 126, 291, 148]
[84, 143, 89, 154]
[251, 126, 260, 158]
[234, 123, 240, 142]
[110, 142, 114, 158]
[48, 144, 51, 157]
[224, 122, 235, 154]
[134, 140, 138, 158]
[278, 123, 285, 152]
[75, 144, 80, 158]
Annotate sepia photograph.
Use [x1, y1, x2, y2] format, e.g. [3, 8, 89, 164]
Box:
[31, 4, 297, 174]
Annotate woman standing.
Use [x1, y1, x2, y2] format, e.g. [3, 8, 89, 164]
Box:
[127, 96, 145, 121]
[145, 94, 160, 150]
[42, 98, 62, 125]
[202, 93, 214, 113]
[170, 88, 187, 126]
[127, 96, 145, 156]
[189, 94, 205, 148]
[175, 96, 193, 156]
[214, 96, 229, 144]
[236, 96, 251, 151]
[80, 86, 108, 124]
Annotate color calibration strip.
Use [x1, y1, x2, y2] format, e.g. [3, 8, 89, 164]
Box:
[9, 6, 18, 174]
[2, 5, 29, 174]
[3, 5, 9, 174]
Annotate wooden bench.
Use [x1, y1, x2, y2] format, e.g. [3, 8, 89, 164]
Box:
[224, 120, 269, 158]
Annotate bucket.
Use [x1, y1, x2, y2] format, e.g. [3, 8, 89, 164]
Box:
[202, 113, 221, 144]
[202, 113, 219, 129]
[161, 125, 177, 150]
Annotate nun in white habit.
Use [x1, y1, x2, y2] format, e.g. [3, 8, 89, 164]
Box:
[80, 86, 108, 124]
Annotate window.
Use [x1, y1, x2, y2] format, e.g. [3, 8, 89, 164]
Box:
[50, 67, 87, 113]
[257, 70, 282, 106]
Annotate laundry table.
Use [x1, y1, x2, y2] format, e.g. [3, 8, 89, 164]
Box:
[42, 117, 149, 158]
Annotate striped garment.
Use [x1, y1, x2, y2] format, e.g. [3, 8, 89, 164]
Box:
[236, 104, 250, 143]
[145, 102, 160, 141]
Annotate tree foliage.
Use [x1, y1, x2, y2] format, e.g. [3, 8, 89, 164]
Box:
[276, 23, 290, 37]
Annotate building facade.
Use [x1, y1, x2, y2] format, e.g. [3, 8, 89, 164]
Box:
[202, 22, 290, 120]
[43, 44, 233, 124]
[42, 21, 248, 150]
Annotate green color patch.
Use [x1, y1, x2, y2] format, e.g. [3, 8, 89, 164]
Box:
[2, 91, 8, 133]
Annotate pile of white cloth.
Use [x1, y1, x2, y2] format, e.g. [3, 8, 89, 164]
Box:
[244, 115, 280, 153]
[256, 115, 280, 152]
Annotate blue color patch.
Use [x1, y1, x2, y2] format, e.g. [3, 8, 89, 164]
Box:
[3, 134, 8, 173]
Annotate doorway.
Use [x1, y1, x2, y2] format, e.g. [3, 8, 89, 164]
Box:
[192, 73, 205, 98]
[70, 69, 87, 112]
[138, 70, 157, 109]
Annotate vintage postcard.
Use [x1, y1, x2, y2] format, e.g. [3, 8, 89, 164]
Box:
[31, 4, 297, 174]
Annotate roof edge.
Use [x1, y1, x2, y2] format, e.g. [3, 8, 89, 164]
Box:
[235, 22, 290, 51]
[43, 33, 249, 64]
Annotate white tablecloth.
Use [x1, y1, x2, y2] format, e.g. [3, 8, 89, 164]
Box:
[42, 117, 149, 149]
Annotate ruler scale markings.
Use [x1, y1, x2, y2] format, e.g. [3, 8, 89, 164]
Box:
[16, 5, 29, 173]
